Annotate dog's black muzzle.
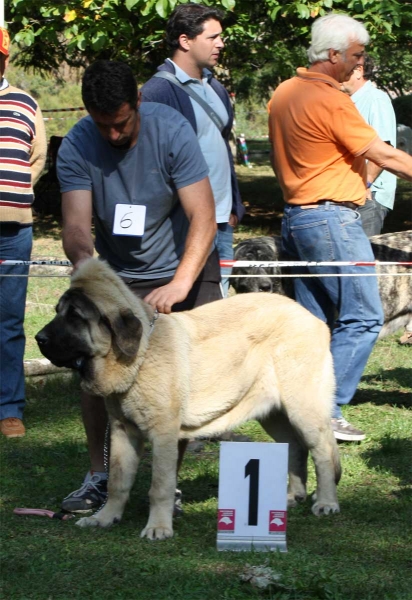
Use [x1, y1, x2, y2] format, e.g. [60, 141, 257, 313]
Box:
[35, 327, 89, 372]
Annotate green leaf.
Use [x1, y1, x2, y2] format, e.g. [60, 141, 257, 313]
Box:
[155, 0, 169, 19]
[91, 32, 108, 51]
[296, 3, 310, 19]
[270, 6, 282, 20]
[142, 0, 157, 17]
[221, 0, 236, 10]
[125, 0, 141, 10]
[76, 33, 87, 51]
[381, 21, 392, 33]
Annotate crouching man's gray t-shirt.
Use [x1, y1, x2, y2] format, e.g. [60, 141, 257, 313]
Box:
[57, 103, 209, 279]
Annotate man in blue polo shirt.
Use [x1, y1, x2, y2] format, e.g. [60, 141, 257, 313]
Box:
[141, 3, 245, 296]
[342, 54, 397, 236]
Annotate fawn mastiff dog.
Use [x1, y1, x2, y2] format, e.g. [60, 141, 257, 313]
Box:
[36, 259, 341, 540]
[232, 231, 412, 340]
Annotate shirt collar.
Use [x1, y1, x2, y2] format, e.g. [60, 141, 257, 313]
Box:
[296, 67, 341, 91]
[0, 77, 9, 91]
[351, 79, 373, 103]
[166, 58, 212, 84]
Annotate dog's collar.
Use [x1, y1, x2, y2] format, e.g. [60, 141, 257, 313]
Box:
[149, 309, 159, 337]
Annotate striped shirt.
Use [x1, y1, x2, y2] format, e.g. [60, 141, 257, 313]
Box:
[0, 79, 47, 224]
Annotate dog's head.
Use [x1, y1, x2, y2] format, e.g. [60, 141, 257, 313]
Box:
[231, 236, 294, 297]
[370, 231, 412, 263]
[35, 259, 150, 395]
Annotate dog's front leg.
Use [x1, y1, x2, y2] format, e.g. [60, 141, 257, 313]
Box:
[77, 418, 144, 529]
[140, 432, 178, 541]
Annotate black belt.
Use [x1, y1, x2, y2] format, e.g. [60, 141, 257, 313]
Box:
[299, 200, 359, 210]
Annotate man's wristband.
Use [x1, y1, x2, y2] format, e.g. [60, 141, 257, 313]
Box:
[366, 182, 372, 189]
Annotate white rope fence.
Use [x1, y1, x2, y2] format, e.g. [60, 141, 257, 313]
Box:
[0, 260, 72, 266]
[0, 259, 410, 278]
[229, 273, 411, 278]
[222, 260, 412, 268]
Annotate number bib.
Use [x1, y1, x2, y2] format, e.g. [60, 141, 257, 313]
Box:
[113, 204, 146, 237]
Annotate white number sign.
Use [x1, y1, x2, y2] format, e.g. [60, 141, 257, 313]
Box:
[113, 204, 146, 237]
[217, 442, 288, 552]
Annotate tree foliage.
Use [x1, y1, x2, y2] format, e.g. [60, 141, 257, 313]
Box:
[5, 0, 412, 96]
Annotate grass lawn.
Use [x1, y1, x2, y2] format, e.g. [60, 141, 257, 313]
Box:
[1, 162, 411, 599]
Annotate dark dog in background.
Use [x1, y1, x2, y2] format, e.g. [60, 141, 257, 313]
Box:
[231, 231, 412, 341]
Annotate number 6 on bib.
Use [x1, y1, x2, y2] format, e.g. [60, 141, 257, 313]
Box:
[113, 204, 146, 236]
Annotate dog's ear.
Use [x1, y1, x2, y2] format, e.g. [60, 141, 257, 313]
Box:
[109, 308, 143, 358]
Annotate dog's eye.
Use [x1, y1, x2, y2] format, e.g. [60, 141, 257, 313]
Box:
[67, 305, 86, 320]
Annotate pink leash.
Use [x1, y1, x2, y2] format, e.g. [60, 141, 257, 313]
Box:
[13, 507, 74, 521]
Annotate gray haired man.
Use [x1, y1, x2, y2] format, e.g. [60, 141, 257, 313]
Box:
[268, 13, 412, 442]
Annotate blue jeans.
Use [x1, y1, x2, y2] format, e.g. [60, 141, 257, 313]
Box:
[216, 222, 234, 298]
[357, 193, 389, 237]
[282, 204, 384, 419]
[0, 224, 32, 420]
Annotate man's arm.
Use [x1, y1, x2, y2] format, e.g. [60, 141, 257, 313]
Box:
[144, 177, 217, 314]
[61, 190, 94, 269]
[365, 161, 383, 199]
[366, 161, 383, 183]
[30, 107, 47, 185]
[363, 138, 412, 181]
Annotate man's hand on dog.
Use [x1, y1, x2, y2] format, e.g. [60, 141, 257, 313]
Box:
[144, 280, 192, 314]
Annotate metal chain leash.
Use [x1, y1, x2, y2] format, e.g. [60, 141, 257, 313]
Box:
[92, 423, 111, 516]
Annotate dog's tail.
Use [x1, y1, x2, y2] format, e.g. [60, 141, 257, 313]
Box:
[331, 432, 342, 485]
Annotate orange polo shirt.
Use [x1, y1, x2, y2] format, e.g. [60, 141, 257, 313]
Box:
[268, 68, 378, 205]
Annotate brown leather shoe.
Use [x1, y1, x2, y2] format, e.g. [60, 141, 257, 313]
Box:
[0, 418, 26, 438]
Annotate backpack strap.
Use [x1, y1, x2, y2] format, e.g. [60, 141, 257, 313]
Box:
[153, 71, 225, 132]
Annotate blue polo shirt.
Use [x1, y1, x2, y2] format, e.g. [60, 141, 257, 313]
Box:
[351, 80, 397, 209]
[167, 59, 232, 223]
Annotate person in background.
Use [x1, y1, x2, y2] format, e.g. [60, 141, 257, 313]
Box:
[268, 13, 412, 442]
[0, 27, 47, 438]
[141, 2, 245, 297]
[56, 60, 219, 512]
[342, 54, 397, 236]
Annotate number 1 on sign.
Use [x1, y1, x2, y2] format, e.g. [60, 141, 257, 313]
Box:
[217, 442, 288, 550]
[245, 459, 259, 526]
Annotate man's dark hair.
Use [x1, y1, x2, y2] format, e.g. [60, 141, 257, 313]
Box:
[82, 60, 138, 114]
[362, 54, 375, 81]
[166, 3, 224, 51]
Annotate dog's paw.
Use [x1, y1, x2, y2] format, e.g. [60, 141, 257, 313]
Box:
[287, 492, 306, 508]
[76, 516, 102, 528]
[140, 525, 173, 540]
[311, 501, 340, 516]
[76, 514, 120, 528]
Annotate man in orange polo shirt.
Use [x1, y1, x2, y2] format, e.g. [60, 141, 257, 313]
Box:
[268, 13, 412, 441]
